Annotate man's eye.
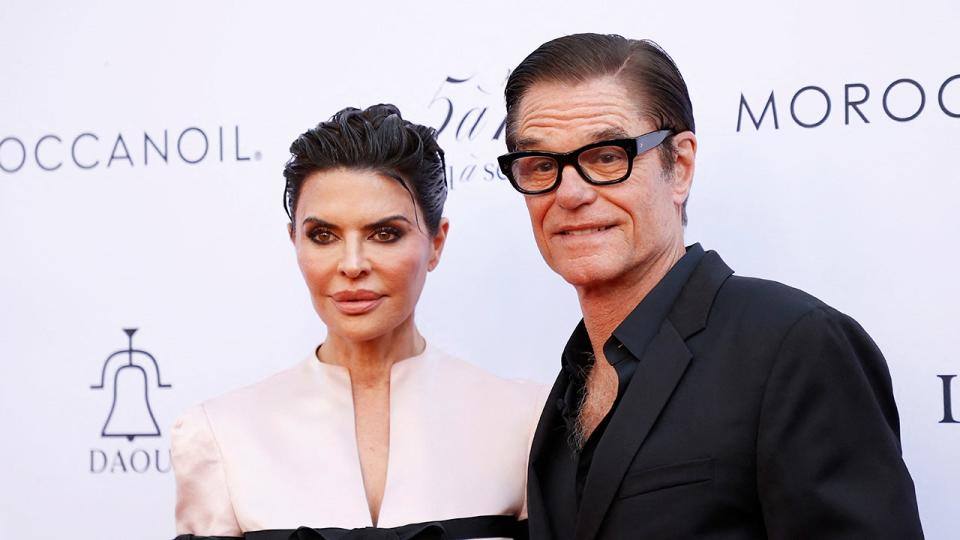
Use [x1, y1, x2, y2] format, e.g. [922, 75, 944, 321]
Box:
[372, 227, 402, 243]
[309, 229, 336, 244]
[596, 152, 623, 163]
[584, 150, 625, 165]
[535, 160, 556, 172]
[517, 157, 555, 175]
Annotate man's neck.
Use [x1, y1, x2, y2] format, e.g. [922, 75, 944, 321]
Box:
[577, 242, 686, 358]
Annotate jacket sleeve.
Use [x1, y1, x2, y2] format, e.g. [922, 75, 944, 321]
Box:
[171, 404, 242, 536]
[756, 307, 924, 539]
[519, 383, 551, 520]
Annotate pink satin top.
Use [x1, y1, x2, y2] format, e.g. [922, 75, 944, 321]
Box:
[171, 343, 547, 537]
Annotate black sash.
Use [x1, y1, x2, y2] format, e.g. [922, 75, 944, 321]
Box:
[174, 515, 527, 540]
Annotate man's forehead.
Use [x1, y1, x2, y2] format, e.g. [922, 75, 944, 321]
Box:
[513, 127, 631, 152]
[514, 79, 646, 151]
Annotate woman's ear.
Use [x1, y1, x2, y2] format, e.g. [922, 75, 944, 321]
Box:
[427, 218, 450, 271]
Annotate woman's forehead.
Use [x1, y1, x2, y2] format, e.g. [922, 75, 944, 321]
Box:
[297, 168, 419, 222]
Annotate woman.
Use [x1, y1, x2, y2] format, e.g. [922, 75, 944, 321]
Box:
[171, 104, 546, 539]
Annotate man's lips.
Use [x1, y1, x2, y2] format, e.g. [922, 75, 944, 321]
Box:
[554, 224, 616, 237]
[330, 290, 384, 315]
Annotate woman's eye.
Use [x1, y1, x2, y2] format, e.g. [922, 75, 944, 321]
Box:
[309, 229, 336, 244]
[372, 227, 402, 243]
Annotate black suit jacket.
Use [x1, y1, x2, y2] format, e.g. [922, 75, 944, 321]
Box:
[527, 248, 923, 540]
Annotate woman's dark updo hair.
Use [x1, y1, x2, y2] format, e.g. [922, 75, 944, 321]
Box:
[283, 104, 448, 235]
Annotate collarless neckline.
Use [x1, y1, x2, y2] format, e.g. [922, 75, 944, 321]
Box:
[304, 342, 436, 383]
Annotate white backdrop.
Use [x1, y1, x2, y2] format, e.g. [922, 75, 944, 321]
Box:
[1, 1, 957, 538]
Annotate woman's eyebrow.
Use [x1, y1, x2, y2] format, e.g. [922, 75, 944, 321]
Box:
[302, 216, 338, 230]
[366, 215, 413, 229]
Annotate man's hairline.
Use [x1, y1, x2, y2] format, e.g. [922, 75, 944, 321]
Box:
[506, 74, 656, 152]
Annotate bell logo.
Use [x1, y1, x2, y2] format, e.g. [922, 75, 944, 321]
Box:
[89, 328, 173, 474]
[90, 328, 172, 440]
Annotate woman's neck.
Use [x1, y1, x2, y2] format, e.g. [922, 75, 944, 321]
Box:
[318, 316, 425, 388]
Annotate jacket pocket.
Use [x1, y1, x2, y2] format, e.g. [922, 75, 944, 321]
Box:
[617, 457, 714, 499]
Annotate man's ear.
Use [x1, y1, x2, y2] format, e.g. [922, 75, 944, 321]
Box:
[669, 131, 697, 211]
[427, 218, 450, 271]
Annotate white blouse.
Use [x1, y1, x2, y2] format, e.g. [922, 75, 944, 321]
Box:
[171, 343, 547, 536]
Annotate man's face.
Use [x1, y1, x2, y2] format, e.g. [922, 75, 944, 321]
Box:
[514, 77, 692, 292]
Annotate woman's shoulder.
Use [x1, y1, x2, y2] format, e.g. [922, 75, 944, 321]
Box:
[420, 345, 549, 460]
[426, 345, 550, 412]
[173, 356, 313, 430]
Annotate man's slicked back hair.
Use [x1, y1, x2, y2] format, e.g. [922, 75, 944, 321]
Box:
[504, 33, 695, 223]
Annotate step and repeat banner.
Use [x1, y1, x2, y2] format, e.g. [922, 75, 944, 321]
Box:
[1, 1, 957, 538]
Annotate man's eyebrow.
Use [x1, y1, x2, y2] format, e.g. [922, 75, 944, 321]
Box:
[513, 137, 540, 151]
[591, 127, 630, 141]
[512, 128, 630, 152]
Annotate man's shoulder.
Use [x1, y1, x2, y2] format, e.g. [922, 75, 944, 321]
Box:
[698, 273, 879, 378]
[722, 274, 824, 305]
[713, 273, 841, 328]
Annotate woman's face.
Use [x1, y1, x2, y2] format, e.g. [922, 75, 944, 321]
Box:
[291, 168, 448, 343]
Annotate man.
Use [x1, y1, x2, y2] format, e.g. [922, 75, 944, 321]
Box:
[498, 34, 924, 539]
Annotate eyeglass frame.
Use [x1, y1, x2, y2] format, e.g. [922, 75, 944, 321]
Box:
[496, 129, 674, 195]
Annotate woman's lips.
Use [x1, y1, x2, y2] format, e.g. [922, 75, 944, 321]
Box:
[330, 291, 385, 315]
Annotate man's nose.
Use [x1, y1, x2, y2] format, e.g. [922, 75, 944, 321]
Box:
[337, 237, 371, 278]
[555, 164, 598, 210]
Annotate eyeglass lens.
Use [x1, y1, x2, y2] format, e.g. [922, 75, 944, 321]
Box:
[510, 145, 630, 192]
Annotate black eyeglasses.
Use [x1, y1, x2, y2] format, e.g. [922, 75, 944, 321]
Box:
[497, 129, 673, 195]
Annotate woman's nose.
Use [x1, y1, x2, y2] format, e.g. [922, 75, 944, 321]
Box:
[337, 238, 371, 278]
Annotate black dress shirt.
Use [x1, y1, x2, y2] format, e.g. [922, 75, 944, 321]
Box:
[559, 244, 705, 505]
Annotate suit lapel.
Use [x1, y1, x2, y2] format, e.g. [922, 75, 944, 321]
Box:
[572, 320, 692, 540]
[668, 251, 734, 339]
